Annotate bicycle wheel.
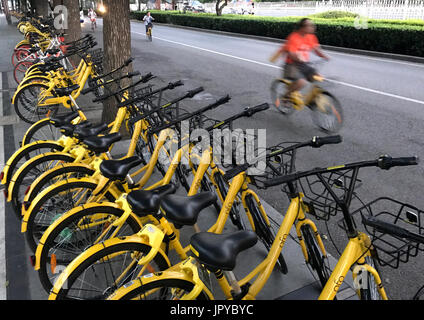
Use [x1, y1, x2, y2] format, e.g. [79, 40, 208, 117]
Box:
[147, 28, 152, 42]
[109, 278, 209, 300]
[270, 79, 295, 115]
[358, 256, 382, 300]
[2, 141, 64, 190]
[37, 204, 143, 293]
[24, 179, 117, 253]
[21, 117, 62, 146]
[413, 284, 424, 300]
[301, 224, 331, 289]
[50, 240, 170, 300]
[14, 83, 59, 124]
[24, 163, 95, 205]
[11, 45, 30, 66]
[12, 48, 30, 66]
[244, 193, 288, 274]
[213, 170, 244, 230]
[18, 75, 50, 89]
[310, 91, 343, 133]
[10, 152, 76, 218]
[13, 59, 35, 84]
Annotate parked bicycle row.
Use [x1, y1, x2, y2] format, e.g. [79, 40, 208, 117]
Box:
[2, 13, 424, 300]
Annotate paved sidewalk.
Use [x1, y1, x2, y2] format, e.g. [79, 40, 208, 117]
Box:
[0, 15, 358, 300]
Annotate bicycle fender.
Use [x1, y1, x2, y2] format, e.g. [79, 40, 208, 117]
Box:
[12, 81, 50, 105]
[15, 39, 30, 49]
[17, 75, 50, 89]
[34, 202, 126, 270]
[8, 151, 74, 203]
[24, 163, 94, 205]
[1, 140, 62, 186]
[48, 235, 171, 300]
[21, 176, 102, 233]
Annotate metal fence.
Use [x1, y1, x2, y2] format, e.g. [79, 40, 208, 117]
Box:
[202, 0, 424, 20]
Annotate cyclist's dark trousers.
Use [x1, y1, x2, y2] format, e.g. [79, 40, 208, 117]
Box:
[145, 23, 152, 33]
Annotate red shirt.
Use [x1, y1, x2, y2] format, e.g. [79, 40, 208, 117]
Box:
[283, 32, 319, 64]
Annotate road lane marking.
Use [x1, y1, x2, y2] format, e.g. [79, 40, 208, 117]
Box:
[132, 31, 424, 106]
[131, 22, 424, 69]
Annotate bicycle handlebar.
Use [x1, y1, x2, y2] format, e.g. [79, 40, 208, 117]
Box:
[81, 71, 142, 95]
[115, 80, 183, 107]
[92, 73, 156, 103]
[362, 215, 424, 244]
[186, 86, 204, 98]
[91, 58, 134, 82]
[244, 103, 269, 117]
[377, 155, 419, 170]
[263, 154, 419, 188]
[311, 135, 342, 148]
[222, 134, 341, 182]
[149, 95, 231, 135]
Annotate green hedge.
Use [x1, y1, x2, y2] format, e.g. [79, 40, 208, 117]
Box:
[131, 11, 424, 57]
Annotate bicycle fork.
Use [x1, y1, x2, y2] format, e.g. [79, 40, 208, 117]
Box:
[318, 232, 388, 300]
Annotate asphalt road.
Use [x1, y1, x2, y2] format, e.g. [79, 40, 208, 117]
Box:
[116, 20, 424, 300]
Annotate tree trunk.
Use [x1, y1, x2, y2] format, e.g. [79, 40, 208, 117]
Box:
[101, 0, 132, 132]
[1, 0, 12, 24]
[33, 0, 49, 17]
[62, 0, 82, 66]
[215, 0, 227, 16]
[20, 0, 27, 13]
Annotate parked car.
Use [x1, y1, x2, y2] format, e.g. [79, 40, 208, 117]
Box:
[182, 0, 205, 13]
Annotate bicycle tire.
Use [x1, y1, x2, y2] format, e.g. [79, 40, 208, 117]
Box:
[11, 45, 30, 66]
[21, 117, 61, 146]
[17, 75, 50, 89]
[110, 278, 209, 300]
[2, 141, 64, 189]
[37, 204, 143, 293]
[25, 163, 95, 205]
[51, 240, 170, 300]
[310, 91, 344, 133]
[213, 170, 244, 230]
[301, 224, 331, 289]
[14, 82, 58, 124]
[245, 193, 288, 274]
[24, 179, 117, 253]
[10, 153, 76, 218]
[12, 48, 30, 67]
[14, 59, 35, 84]
[413, 284, 424, 300]
[270, 79, 296, 116]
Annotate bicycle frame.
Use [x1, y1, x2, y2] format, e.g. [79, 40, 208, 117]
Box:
[109, 169, 327, 300]
[109, 185, 327, 300]
[318, 232, 388, 300]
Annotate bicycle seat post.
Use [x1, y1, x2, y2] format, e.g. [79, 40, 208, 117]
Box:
[224, 270, 242, 296]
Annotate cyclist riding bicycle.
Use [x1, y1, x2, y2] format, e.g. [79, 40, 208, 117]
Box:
[270, 18, 330, 104]
[143, 11, 155, 36]
[88, 8, 97, 31]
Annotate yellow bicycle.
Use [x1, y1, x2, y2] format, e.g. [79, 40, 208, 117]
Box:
[270, 62, 343, 133]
